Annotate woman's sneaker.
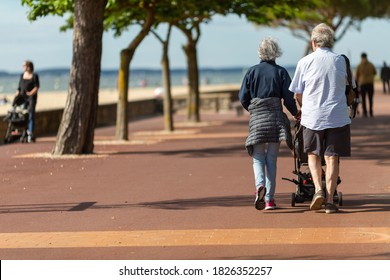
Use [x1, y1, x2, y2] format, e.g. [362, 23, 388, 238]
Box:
[265, 200, 277, 210]
[254, 186, 266, 210]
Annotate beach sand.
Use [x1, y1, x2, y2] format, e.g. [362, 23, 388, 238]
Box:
[0, 83, 240, 116]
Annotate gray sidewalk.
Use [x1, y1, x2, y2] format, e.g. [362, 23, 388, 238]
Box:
[0, 94, 389, 259]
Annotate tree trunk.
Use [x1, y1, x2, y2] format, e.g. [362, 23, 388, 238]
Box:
[52, 0, 106, 155]
[183, 39, 200, 122]
[116, 49, 132, 140]
[161, 26, 174, 132]
[115, 8, 155, 140]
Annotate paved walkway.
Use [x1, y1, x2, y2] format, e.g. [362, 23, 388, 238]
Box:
[0, 92, 389, 260]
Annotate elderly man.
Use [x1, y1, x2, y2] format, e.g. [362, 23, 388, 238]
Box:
[289, 23, 351, 214]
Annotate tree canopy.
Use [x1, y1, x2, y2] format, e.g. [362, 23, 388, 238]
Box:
[253, 0, 390, 55]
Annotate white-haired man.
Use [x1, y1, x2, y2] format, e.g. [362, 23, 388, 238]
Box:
[289, 23, 351, 214]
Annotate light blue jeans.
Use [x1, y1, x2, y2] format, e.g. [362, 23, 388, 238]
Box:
[252, 142, 280, 202]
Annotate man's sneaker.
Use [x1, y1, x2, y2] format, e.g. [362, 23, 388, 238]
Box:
[310, 190, 324, 210]
[325, 203, 339, 214]
[254, 186, 266, 210]
[265, 200, 277, 210]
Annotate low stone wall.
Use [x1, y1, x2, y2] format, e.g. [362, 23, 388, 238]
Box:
[0, 99, 159, 141]
[0, 91, 238, 143]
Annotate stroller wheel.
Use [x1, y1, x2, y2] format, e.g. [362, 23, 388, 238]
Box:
[4, 135, 12, 144]
[20, 131, 28, 143]
[338, 192, 343, 206]
[333, 191, 343, 206]
[291, 193, 296, 207]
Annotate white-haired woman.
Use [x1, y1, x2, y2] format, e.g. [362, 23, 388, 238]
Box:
[239, 37, 300, 210]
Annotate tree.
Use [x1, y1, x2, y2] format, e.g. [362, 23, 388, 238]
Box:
[170, 0, 243, 122]
[174, 14, 203, 123]
[256, 0, 390, 55]
[150, 24, 175, 132]
[105, 2, 156, 140]
[22, 0, 107, 155]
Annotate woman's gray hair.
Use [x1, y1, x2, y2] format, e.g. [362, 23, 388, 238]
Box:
[311, 23, 335, 48]
[258, 37, 282, 61]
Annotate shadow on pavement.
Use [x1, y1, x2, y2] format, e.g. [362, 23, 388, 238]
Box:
[0, 194, 388, 214]
[108, 145, 249, 158]
[0, 202, 97, 214]
[349, 115, 390, 163]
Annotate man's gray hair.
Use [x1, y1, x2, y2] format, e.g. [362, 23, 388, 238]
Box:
[258, 37, 282, 61]
[311, 23, 335, 48]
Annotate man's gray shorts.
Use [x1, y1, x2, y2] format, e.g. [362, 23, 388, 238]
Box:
[303, 125, 351, 157]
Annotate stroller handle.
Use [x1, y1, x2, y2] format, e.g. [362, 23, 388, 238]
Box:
[12, 94, 28, 106]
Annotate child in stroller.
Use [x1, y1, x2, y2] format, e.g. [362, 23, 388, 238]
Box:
[282, 122, 343, 207]
[3, 95, 30, 144]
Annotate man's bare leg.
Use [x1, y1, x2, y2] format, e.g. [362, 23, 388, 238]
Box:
[308, 153, 324, 210]
[324, 155, 339, 204]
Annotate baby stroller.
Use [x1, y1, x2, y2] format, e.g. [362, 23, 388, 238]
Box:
[3, 95, 30, 144]
[282, 122, 343, 207]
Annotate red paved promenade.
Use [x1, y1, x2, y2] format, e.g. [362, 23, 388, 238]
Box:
[0, 89, 389, 260]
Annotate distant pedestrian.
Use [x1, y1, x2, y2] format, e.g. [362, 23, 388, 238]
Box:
[355, 52, 377, 117]
[0, 95, 9, 105]
[239, 37, 300, 211]
[289, 23, 351, 214]
[380, 61, 390, 93]
[16, 60, 39, 142]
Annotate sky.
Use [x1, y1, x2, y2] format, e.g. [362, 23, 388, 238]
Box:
[1, 1, 390, 73]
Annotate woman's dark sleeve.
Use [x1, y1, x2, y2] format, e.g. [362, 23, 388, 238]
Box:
[33, 74, 40, 88]
[238, 74, 251, 111]
[281, 71, 298, 116]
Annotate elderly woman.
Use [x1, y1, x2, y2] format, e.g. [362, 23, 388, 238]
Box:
[239, 37, 299, 210]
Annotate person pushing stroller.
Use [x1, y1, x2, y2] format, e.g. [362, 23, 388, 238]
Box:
[289, 23, 351, 214]
[15, 60, 39, 143]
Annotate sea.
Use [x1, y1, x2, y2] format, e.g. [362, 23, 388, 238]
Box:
[0, 66, 297, 94]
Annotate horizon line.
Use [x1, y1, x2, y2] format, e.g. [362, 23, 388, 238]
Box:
[0, 65, 276, 75]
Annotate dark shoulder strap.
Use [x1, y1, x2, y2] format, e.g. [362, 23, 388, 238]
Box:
[341, 54, 352, 85]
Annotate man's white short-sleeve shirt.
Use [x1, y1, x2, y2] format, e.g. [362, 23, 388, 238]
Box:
[289, 48, 351, 130]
